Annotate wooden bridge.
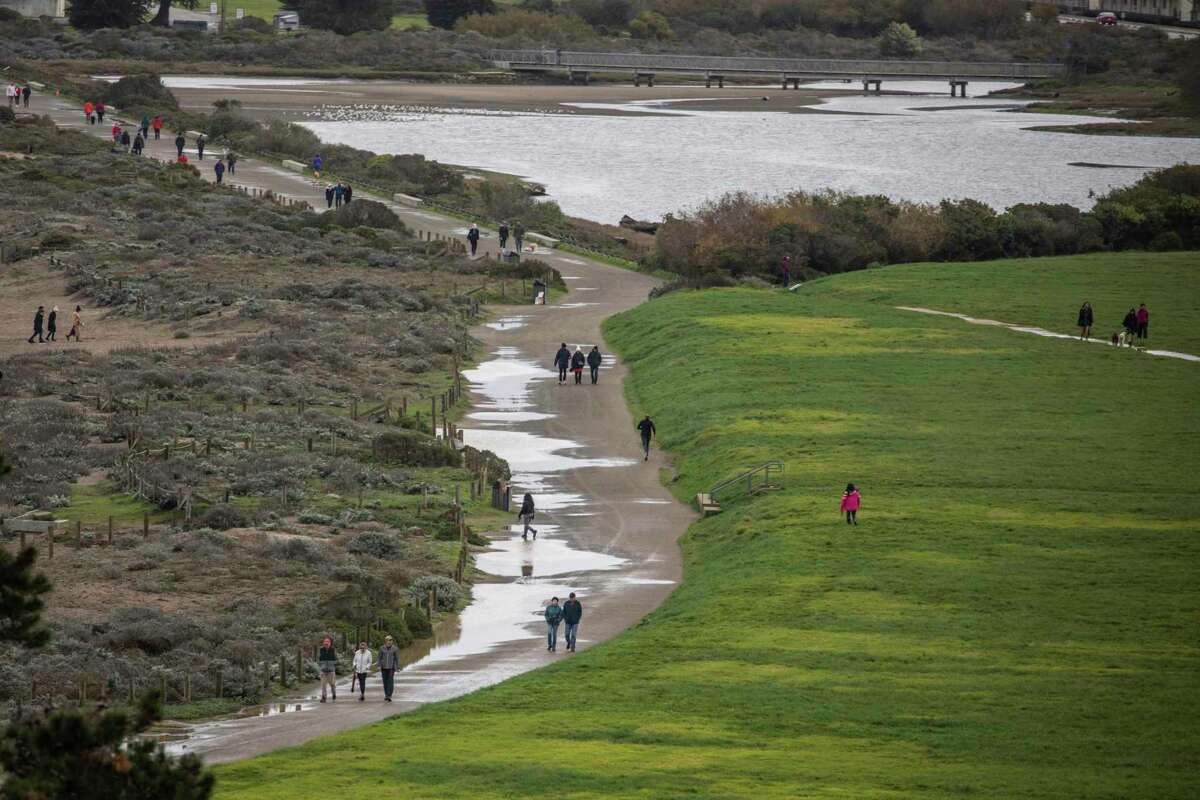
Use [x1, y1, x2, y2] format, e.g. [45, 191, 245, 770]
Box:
[491, 50, 1067, 96]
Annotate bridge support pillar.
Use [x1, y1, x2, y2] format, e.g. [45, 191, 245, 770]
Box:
[791, 78, 800, 89]
[705, 74, 724, 88]
[949, 80, 968, 98]
[634, 72, 654, 87]
[862, 79, 882, 94]
[570, 70, 590, 85]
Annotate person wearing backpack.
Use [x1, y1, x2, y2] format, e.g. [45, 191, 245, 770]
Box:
[544, 598, 564, 652]
[570, 347, 586, 385]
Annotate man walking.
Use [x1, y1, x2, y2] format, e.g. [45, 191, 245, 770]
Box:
[139, 114, 150, 141]
[587, 346, 602, 384]
[637, 415, 656, 461]
[343, 183, 352, 204]
[467, 223, 480, 256]
[378, 635, 400, 703]
[325, 184, 335, 209]
[132, 132, 144, 155]
[1136, 303, 1149, 340]
[312, 153, 323, 178]
[21, 85, 31, 108]
[214, 159, 225, 184]
[152, 115, 162, 140]
[95, 101, 105, 123]
[196, 133, 206, 161]
[562, 592, 583, 652]
[119, 128, 131, 152]
[554, 342, 571, 385]
[174, 132, 186, 159]
[45, 307, 57, 343]
[318, 636, 338, 702]
[513, 222, 525, 254]
[780, 254, 791, 287]
[351, 641, 371, 702]
[334, 182, 344, 208]
[498, 222, 509, 251]
[28, 306, 45, 344]
[226, 150, 237, 175]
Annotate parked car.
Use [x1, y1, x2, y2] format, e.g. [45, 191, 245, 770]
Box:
[1097, 12, 1118, 26]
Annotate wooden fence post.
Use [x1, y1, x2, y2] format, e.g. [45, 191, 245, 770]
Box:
[279, 654, 287, 687]
[107, 516, 113, 545]
[215, 668, 223, 699]
[47, 531, 53, 560]
[143, 513, 149, 538]
[428, 589, 436, 619]
[75, 519, 82, 547]
[185, 674, 192, 703]
[296, 647, 303, 681]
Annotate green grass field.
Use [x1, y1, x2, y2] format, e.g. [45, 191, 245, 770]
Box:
[212, 252, 1200, 799]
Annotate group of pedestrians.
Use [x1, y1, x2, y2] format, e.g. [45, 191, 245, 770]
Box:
[496, 221, 526, 256]
[81, 100, 106, 124]
[111, 124, 145, 155]
[26, 305, 83, 344]
[553, 342, 603, 385]
[5, 84, 31, 108]
[324, 182, 353, 208]
[316, 635, 403, 703]
[1077, 301, 1150, 344]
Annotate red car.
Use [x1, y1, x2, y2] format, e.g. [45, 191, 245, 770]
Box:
[1097, 12, 1118, 25]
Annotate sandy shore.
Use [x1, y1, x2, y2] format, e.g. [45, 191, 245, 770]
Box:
[166, 78, 845, 117]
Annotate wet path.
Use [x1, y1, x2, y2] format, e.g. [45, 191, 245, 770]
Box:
[22, 91, 695, 762]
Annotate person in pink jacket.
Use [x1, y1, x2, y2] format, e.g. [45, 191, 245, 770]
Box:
[840, 483, 861, 525]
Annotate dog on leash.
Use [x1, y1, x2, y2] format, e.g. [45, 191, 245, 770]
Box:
[1111, 330, 1136, 348]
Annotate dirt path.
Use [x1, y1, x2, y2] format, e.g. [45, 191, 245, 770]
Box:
[24, 91, 695, 762]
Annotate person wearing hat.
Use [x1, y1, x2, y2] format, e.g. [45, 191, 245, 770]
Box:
[378, 635, 401, 702]
[318, 636, 338, 702]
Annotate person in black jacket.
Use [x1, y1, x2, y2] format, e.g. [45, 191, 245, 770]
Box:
[1122, 308, 1137, 336]
[570, 347, 586, 384]
[45, 306, 57, 342]
[562, 592, 583, 652]
[553, 343, 571, 384]
[467, 223, 480, 256]
[27, 306, 44, 344]
[196, 133, 206, 161]
[119, 129, 131, 151]
[586, 346, 602, 384]
[343, 183, 352, 204]
[1077, 302, 1094, 340]
[325, 184, 335, 209]
[498, 222, 509, 250]
[636, 415, 656, 461]
[174, 132, 186, 159]
[517, 492, 537, 540]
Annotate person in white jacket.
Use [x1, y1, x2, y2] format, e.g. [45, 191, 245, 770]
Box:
[351, 641, 372, 701]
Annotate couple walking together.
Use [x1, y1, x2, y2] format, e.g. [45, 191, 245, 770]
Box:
[544, 594, 583, 652]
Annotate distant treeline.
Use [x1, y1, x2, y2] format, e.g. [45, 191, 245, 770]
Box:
[652, 165, 1200, 279]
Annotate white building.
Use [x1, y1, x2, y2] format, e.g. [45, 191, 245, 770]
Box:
[1060, 0, 1198, 24]
[0, 0, 66, 18]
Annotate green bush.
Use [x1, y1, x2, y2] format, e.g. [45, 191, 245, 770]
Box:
[100, 73, 179, 114]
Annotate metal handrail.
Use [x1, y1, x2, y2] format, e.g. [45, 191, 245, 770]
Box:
[710, 461, 784, 503]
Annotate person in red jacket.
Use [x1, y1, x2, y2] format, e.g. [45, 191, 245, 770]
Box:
[151, 115, 163, 140]
[840, 483, 861, 525]
[82, 100, 94, 124]
[1136, 303, 1149, 340]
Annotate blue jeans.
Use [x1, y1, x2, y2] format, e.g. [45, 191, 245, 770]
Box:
[565, 623, 579, 650]
[546, 622, 559, 649]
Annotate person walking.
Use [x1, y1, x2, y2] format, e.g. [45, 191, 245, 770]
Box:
[83, 100, 94, 124]
[467, 223, 480, 256]
[312, 153, 323, 178]
[21, 85, 31, 108]
[570, 347, 585, 385]
[119, 129, 131, 152]
[517, 492, 538, 540]
[132, 132, 144, 155]
[562, 592, 582, 652]
[334, 182, 344, 208]
[65, 305, 83, 342]
[343, 183, 352, 204]
[378, 635, 400, 703]
[226, 150, 237, 175]
[139, 114, 150, 141]
[545, 597, 563, 652]
[351, 641, 371, 702]
[318, 637, 338, 702]
[95, 101, 105, 123]
[840, 483, 861, 525]
[45, 306, 57, 343]
[554, 342, 571, 385]
[174, 132, 186, 159]
[214, 159, 225, 184]
[636, 415, 656, 461]
[27, 306, 45, 344]
[587, 346, 602, 384]
[1077, 301, 1094, 341]
[5, 85, 13, 107]
[780, 254, 791, 287]
[325, 184, 335, 209]
[513, 222, 525, 254]
[111, 123, 121, 144]
[152, 115, 162, 140]
[1136, 303, 1149, 340]
[195, 133, 206, 161]
[1122, 307, 1137, 340]
[498, 222, 509, 250]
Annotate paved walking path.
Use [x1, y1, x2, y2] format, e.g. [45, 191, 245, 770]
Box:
[25, 91, 695, 763]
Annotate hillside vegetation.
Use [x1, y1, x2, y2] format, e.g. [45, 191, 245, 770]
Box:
[211, 250, 1199, 798]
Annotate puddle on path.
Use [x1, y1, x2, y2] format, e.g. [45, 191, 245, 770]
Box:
[468, 410, 555, 423]
[899, 306, 1200, 363]
[463, 429, 637, 474]
[463, 352, 555, 412]
[560, 302, 601, 309]
[485, 315, 529, 331]
[633, 498, 672, 505]
[477, 533, 625, 578]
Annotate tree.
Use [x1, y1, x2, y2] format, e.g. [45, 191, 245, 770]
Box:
[1180, 38, 1200, 108]
[878, 21, 923, 58]
[424, 0, 496, 30]
[0, 691, 214, 800]
[628, 9, 673, 40]
[1030, 2, 1058, 25]
[0, 547, 50, 649]
[67, 0, 151, 29]
[299, 0, 392, 34]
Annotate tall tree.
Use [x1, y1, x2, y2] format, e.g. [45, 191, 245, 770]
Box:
[67, 0, 152, 29]
[151, 0, 199, 28]
[299, 0, 392, 33]
[424, 0, 496, 30]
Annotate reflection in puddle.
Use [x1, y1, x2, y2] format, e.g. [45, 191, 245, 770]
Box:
[463, 354, 555, 412]
[463, 429, 637, 473]
[633, 498, 672, 505]
[620, 577, 677, 586]
[468, 410, 556, 423]
[560, 302, 600, 309]
[477, 533, 625, 578]
[485, 315, 528, 331]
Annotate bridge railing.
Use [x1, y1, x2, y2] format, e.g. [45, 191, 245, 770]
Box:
[491, 50, 1066, 79]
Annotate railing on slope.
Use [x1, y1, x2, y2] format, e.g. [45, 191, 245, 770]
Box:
[698, 461, 784, 515]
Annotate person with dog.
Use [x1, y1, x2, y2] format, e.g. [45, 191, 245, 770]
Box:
[554, 342, 571, 384]
[840, 483, 861, 525]
[1077, 302, 1094, 341]
[570, 347, 586, 384]
[518, 492, 538, 540]
[1137, 303, 1149, 340]
[587, 345, 602, 384]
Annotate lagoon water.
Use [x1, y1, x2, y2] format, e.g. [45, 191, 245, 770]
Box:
[296, 80, 1200, 224]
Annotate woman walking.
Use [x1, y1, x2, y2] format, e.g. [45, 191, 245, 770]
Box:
[570, 347, 586, 385]
[545, 597, 563, 652]
[351, 641, 371, 701]
[46, 306, 57, 342]
[1077, 302, 1094, 341]
[840, 483, 861, 525]
[65, 305, 83, 342]
[518, 492, 538, 540]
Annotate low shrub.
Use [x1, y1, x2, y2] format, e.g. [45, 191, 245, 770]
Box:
[346, 531, 406, 560]
[198, 504, 249, 531]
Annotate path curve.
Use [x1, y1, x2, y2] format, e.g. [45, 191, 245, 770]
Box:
[23, 91, 695, 762]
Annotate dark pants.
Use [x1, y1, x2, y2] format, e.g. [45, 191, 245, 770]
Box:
[228, 161, 235, 174]
[97, 112, 103, 123]
[845, 510, 857, 525]
[565, 623, 578, 651]
[23, 95, 29, 108]
[499, 235, 508, 249]
[514, 238, 523, 252]
[469, 239, 478, 255]
[1137, 323, 1148, 339]
[381, 668, 395, 699]
[355, 672, 367, 698]
[558, 366, 567, 383]
[46, 327, 56, 342]
[216, 172, 223, 184]
[154, 128, 160, 139]
[641, 436, 651, 459]
[574, 368, 583, 384]
[589, 365, 599, 384]
[28, 327, 42, 343]
[176, 145, 184, 157]
[326, 194, 333, 208]
[197, 147, 204, 160]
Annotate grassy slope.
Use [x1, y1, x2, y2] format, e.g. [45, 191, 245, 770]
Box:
[212, 252, 1200, 799]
